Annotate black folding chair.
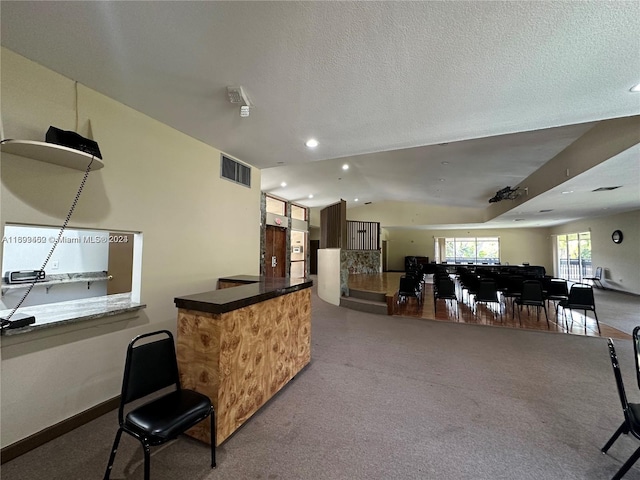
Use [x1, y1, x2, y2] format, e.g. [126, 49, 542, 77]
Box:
[558, 283, 600, 334]
[543, 278, 569, 313]
[397, 275, 422, 305]
[104, 330, 215, 480]
[434, 275, 458, 318]
[585, 266, 605, 289]
[602, 338, 640, 480]
[634, 326, 640, 390]
[514, 280, 548, 328]
[473, 278, 502, 320]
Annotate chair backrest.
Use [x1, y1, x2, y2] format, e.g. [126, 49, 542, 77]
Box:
[567, 283, 595, 307]
[594, 266, 603, 280]
[607, 338, 631, 418]
[476, 279, 498, 302]
[520, 280, 543, 302]
[399, 276, 419, 295]
[120, 330, 180, 420]
[547, 278, 568, 296]
[634, 326, 640, 391]
[436, 277, 456, 297]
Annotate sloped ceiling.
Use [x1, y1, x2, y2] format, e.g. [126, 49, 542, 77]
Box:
[1, 1, 639, 227]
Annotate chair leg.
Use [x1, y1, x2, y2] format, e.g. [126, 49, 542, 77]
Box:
[602, 422, 628, 453]
[142, 442, 151, 480]
[104, 428, 124, 480]
[542, 304, 549, 328]
[612, 445, 640, 480]
[211, 411, 217, 468]
[594, 309, 601, 334]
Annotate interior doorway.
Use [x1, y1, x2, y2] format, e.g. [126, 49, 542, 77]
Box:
[264, 225, 287, 277]
[107, 232, 134, 295]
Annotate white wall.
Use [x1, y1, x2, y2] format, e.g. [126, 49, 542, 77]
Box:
[2, 225, 108, 274]
[317, 248, 341, 306]
[0, 48, 261, 447]
[550, 210, 640, 294]
[1, 226, 110, 308]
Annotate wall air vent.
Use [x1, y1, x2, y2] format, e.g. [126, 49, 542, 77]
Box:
[221, 154, 251, 187]
[592, 186, 621, 192]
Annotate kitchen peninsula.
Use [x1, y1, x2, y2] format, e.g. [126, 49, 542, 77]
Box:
[174, 275, 312, 446]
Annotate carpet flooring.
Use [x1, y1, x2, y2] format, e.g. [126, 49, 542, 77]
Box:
[2, 281, 639, 480]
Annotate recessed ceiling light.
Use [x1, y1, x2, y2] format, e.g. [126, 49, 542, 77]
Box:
[630, 83, 640, 93]
[280, 182, 287, 188]
[539, 209, 553, 213]
[441, 161, 449, 165]
[342, 164, 349, 170]
[305, 139, 319, 148]
[561, 191, 573, 194]
[514, 218, 525, 222]
[277, 161, 285, 165]
[308, 194, 314, 199]
[354, 198, 359, 202]
[439, 178, 445, 182]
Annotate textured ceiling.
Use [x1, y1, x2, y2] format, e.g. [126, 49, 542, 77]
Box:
[1, 1, 639, 226]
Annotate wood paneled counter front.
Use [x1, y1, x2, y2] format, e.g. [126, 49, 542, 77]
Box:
[174, 276, 312, 446]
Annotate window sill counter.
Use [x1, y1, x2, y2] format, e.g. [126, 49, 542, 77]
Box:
[0, 293, 146, 338]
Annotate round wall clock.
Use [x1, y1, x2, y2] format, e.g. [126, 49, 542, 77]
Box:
[612, 230, 623, 244]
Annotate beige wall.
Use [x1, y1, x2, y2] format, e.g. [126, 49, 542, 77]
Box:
[384, 227, 553, 272]
[0, 49, 261, 447]
[549, 210, 640, 294]
[347, 201, 485, 226]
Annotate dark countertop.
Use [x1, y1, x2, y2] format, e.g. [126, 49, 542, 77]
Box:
[174, 276, 313, 314]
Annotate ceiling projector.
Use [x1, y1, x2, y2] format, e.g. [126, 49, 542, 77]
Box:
[489, 186, 521, 203]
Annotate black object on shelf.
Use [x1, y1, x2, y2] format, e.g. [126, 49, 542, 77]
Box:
[46, 126, 102, 159]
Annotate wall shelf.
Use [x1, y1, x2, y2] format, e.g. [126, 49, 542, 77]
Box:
[1, 272, 110, 296]
[0, 139, 104, 171]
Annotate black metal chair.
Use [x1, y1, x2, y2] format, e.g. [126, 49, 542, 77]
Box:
[514, 280, 548, 327]
[557, 283, 600, 334]
[473, 278, 502, 320]
[601, 338, 640, 480]
[434, 275, 458, 318]
[500, 274, 524, 314]
[634, 326, 640, 390]
[543, 277, 569, 313]
[397, 275, 421, 305]
[585, 266, 605, 289]
[104, 330, 215, 480]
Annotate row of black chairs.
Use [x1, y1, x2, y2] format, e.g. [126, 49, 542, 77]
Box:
[442, 268, 600, 332]
[397, 273, 423, 305]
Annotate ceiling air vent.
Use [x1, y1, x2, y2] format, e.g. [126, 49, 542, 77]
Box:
[221, 154, 251, 187]
[592, 186, 621, 192]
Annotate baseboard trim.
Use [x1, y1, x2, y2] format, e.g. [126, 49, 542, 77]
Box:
[1, 395, 120, 464]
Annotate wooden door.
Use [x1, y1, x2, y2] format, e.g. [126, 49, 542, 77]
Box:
[382, 240, 388, 272]
[309, 240, 320, 274]
[264, 225, 287, 277]
[107, 233, 134, 294]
